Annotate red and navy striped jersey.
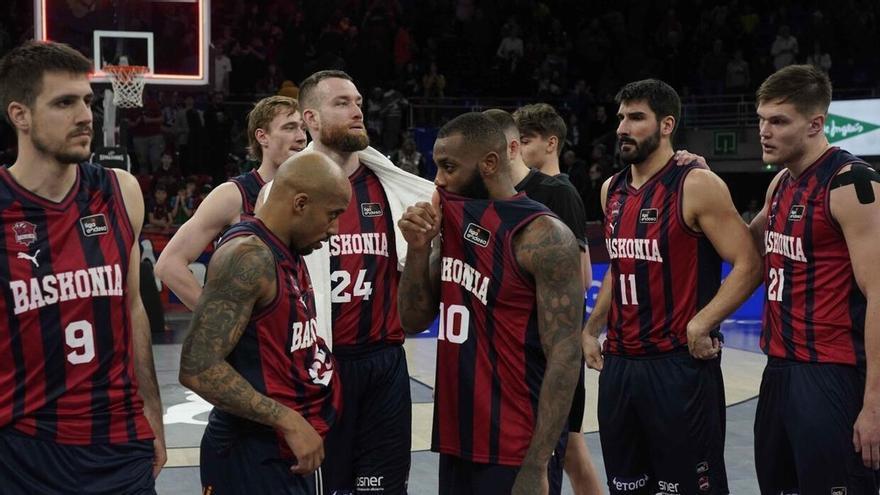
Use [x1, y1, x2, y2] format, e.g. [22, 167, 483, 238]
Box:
[603, 159, 722, 356]
[213, 219, 342, 456]
[761, 147, 868, 366]
[329, 164, 403, 349]
[229, 169, 266, 216]
[0, 163, 153, 445]
[432, 188, 552, 466]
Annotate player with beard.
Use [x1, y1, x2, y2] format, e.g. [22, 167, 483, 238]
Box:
[296, 70, 434, 495]
[0, 41, 166, 493]
[180, 152, 350, 494]
[398, 113, 584, 495]
[582, 79, 761, 494]
[156, 95, 307, 309]
[748, 65, 880, 493]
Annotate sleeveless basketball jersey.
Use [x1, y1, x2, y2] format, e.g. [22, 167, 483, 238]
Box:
[229, 169, 266, 216]
[432, 188, 552, 466]
[213, 220, 341, 454]
[0, 163, 153, 445]
[603, 159, 722, 356]
[329, 164, 403, 348]
[761, 147, 868, 366]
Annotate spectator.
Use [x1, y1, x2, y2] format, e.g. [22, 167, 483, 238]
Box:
[806, 42, 832, 74]
[213, 45, 232, 95]
[147, 187, 173, 228]
[741, 198, 761, 223]
[726, 49, 751, 93]
[170, 183, 195, 225]
[422, 61, 446, 97]
[126, 92, 165, 173]
[381, 86, 408, 152]
[582, 162, 606, 221]
[277, 80, 299, 99]
[700, 39, 728, 95]
[496, 23, 524, 74]
[771, 25, 799, 70]
[392, 137, 425, 177]
[153, 152, 181, 192]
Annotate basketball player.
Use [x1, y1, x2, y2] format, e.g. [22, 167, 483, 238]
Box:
[483, 108, 603, 495]
[398, 112, 584, 495]
[748, 65, 880, 493]
[179, 152, 349, 494]
[297, 70, 434, 495]
[0, 41, 165, 493]
[155, 95, 307, 309]
[582, 79, 762, 494]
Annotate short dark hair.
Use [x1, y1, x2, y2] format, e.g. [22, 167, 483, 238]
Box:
[438, 112, 508, 160]
[298, 70, 354, 110]
[482, 108, 518, 137]
[756, 64, 832, 117]
[615, 79, 681, 132]
[512, 103, 567, 155]
[0, 41, 92, 124]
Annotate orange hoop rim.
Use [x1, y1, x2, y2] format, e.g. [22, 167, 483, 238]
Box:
[103, 65, 150, 76]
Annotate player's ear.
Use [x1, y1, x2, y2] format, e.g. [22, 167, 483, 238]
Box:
[807, 113, 826, 137]
[302, 108, 319, 132]
[508, 138, 519, 162]
[7, 102, 29, 132]
[481, 151, 500, 175]
[661, 116, 676, 137]
[547, 135, 558, 155]
[255, 127, 269, 147]
[292, 192, 309, 213]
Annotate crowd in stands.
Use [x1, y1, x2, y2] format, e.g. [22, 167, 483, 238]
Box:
[2, 0, 880, 225]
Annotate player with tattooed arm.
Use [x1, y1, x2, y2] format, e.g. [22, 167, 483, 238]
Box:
[179, 152, 349, 495]
[398, 112, 583, 495]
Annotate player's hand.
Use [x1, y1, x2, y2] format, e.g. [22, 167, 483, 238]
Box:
[152, 436, 167, 478]
[686, 319, 720, 360]
[674, 149, 708, 168]
[398, 190, 441, 249]
[512, 463, 549, 495]
[853, 398, 880, 469]
[281, 411, 325, 475]
[582, 332, 604, 371]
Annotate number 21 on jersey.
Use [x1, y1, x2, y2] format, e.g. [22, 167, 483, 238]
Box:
[767, 267, 785, 302]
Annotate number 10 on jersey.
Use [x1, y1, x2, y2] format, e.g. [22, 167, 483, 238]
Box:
[438, 302, 470, 344]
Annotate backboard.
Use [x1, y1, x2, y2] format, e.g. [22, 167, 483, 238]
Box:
[34, 0, 210, 86]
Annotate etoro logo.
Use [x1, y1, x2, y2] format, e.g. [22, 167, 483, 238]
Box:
[824, 114, 880, 143]
[611, 474, 649, 492]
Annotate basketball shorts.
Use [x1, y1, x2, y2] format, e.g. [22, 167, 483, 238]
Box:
[754, 358, 880, 495]
[322, 343, 411, 494]
[598, 350, 728, 494]
[0, 427, 155, 495]
[200, 418, 319, 495]
[438, 433, 567, 495]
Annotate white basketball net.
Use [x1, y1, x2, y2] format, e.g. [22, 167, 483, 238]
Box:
[104, 65, 149, 108]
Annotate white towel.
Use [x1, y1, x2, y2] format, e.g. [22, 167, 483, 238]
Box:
[262, 145, 435, 348]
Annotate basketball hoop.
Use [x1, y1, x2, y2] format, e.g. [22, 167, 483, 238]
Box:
[103, 65, 149, 108]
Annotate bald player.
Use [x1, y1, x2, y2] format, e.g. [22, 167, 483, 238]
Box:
[179, 152, 350, 495]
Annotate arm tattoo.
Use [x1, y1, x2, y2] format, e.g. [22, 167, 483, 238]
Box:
[515, 216, 583, 472]
[398, 243, 441, 332]
[179, 238, 286, 427]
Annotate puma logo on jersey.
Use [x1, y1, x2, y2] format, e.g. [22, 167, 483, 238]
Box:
[9, 264, 124, 315]
[17, 249, 40, 267]
[441, 257, 489, 305]
[329, 233, 389, 257]
[605, 238, 664, 262]
[764, 231, 807, 262]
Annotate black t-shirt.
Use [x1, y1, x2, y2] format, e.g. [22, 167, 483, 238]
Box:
[514, 168, 587, 250]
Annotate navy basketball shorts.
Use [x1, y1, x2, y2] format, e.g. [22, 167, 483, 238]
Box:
[754, 358, 880, 495]
[598, 351, 728, 495]
[0, 428, 155, 495]
[438, 440, 567, 495]
[569, 362, 587, 432]
[322, 344, 411, 494]
[200, 425, 319, 495]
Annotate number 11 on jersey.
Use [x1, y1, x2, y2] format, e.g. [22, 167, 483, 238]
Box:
[619, 274, 638, 305]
